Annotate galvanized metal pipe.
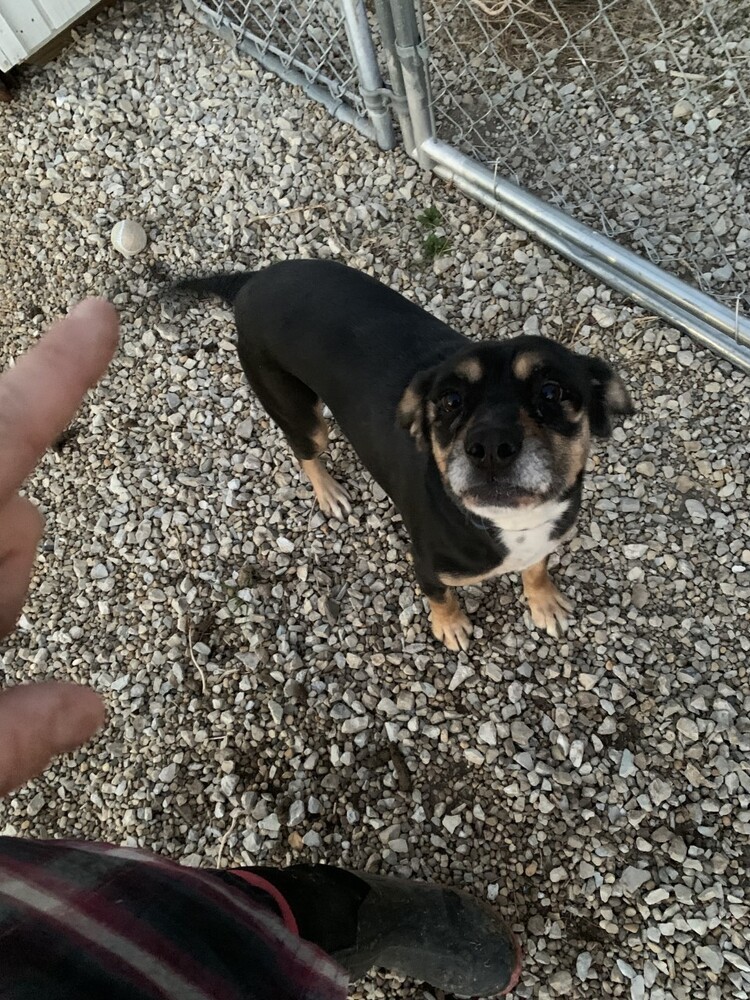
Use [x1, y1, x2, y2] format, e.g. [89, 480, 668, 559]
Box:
[340, 0, 396, 150]
[388, 0, 434, 166]
[425, 137, 750, 373]
[374, 0, 414, 151]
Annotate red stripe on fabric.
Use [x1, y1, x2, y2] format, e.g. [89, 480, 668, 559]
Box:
[0, 856, 245, 1000]
[55, 842, 336, 983]
[50, 842, 291, 950]
[0, 874, 193, 999]
[227, 870, 299, 935]
[15, 841, 348, 996]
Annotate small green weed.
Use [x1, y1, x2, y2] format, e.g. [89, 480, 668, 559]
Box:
[416, 205, 443, 229]
[416, 205, 452, 263]
[422, 231, 452, 261]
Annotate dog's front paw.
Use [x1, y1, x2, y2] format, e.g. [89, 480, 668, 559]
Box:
[429, 593, 473, 652]
[525, 583, 573, 638]
[304, 460, 352, 521]
[316, 477, 352, 521]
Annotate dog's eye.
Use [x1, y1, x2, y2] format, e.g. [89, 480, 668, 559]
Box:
[539, 382, 562, 403]
[439, 390, 463, 413]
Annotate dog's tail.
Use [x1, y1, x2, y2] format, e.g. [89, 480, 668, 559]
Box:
[173, 271, 252, 305]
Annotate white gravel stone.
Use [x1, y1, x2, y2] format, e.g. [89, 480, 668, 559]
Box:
[619, 749, 636, 777]
[630, 974, 645, 1000]
[510, 720, 534, 746]
[449, 662, 474, 690]
[576, 951, 592, 980]
[617, 958, 636, 979]
[725, 951, 750, 973]
[568, 739, 584, 768]
[268, 700, 283, 725]
[620, 866, 651, 892]
[442, 814, 462, 834]
[676, 717, 700, 740]
[26, 792, 45, 817]
[649, 778, 673, 806]
[289, 801, 305, 826]
[695, 945, 724, 973]
[236, 417, 254, 441]
[259, 813, 280, 834]
[591, 304, 615, 328]
[685, 498, 708, 521]
[550, 970, 573, 993]
[111, 219, 148, 257]
[673, 98, 694, 119]
[477, 721, 497, 746]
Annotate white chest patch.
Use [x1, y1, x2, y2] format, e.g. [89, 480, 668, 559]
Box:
[439, 498, 575, 587]
[497, 520, 561, 573]
[471, 497, 572, 575]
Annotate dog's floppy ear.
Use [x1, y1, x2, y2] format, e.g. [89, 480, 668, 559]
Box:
[397, 369, 435, 449]
[586, 356, 635, 438]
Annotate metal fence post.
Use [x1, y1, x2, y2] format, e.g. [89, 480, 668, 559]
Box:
[339, 0, 395, 151]
[373, 0, 414, 153]
[386, 0, 434, 166]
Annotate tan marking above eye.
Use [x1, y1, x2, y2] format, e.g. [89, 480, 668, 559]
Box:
[397, 385, 420, 426]
[454, 356, 483, 382]
[512, 351, 543, 381]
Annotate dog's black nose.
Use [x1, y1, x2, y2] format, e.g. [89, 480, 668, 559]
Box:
[464, 424, 522, 471]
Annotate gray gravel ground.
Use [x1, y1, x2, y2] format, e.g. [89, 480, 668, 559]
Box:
[1, 2, 749, 998]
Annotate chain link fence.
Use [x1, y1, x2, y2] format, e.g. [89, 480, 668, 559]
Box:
[185, 0, 395, 147]
[185, 0, 750, 373]
[422, 0, 750, 308]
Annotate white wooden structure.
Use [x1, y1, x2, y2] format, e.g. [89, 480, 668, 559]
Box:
[0, 0, 100, 72]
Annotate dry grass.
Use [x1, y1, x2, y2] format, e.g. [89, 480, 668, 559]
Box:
[467, 0, 555, 21]
[445, 0, 666, 69]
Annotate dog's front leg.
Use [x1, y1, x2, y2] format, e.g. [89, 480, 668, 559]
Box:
[521, 556, 573, 638]
[428, 590, 473, 652]
[415, 563, 473, 652]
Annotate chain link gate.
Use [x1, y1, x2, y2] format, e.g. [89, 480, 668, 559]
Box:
[185, 0, 396, 148]
[186, 0, 750, 374]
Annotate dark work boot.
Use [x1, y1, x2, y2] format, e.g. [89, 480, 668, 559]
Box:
[247, 864, 522, 998]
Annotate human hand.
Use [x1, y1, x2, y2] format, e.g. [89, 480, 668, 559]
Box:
[0, 299, 119, 795]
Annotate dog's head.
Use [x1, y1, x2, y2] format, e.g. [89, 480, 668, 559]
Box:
[397, 336, 633, 523]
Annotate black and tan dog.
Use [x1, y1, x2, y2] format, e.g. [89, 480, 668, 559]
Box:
[179, 260, 633, 651]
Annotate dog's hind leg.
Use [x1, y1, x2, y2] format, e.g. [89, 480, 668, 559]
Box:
[242, 362, 351, 521]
